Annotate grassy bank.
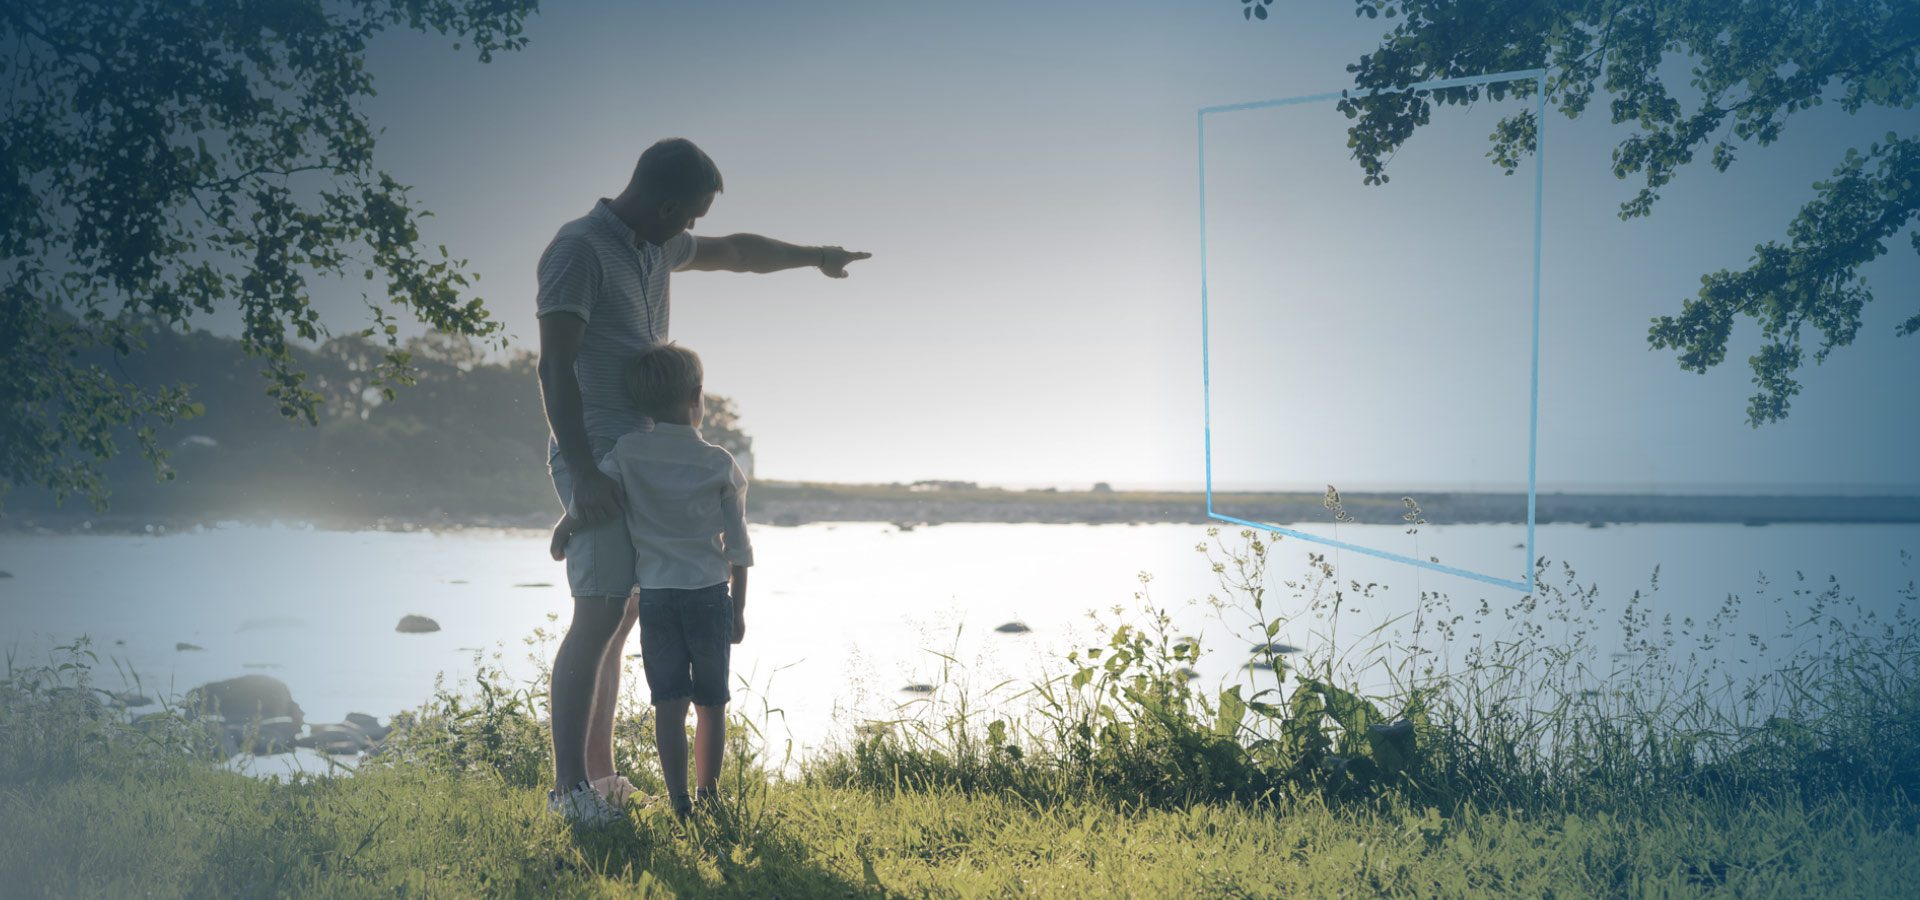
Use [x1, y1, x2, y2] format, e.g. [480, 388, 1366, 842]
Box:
[4, 534, 1917, 898]
[6, 761, 1913, 898]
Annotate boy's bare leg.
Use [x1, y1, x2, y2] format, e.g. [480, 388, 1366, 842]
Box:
[654, 698, 691, 801]
[550, 596, 624, 792]
[693, 704, 726, 791]
[585, 593, 640, 781]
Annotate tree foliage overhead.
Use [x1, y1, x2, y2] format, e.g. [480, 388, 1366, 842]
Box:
[1, 0, 538, 511]
[1250, 0, 1919, 426]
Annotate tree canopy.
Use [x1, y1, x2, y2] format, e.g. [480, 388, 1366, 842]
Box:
[1249, 0, 1919, 425]
[1, 0, 539, 511]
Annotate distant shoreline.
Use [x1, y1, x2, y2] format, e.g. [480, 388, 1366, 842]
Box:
[5, 485, 1917, 534]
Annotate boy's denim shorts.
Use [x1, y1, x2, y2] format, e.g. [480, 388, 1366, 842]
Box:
[548, 437, 635, 602]
[635, 582, 734, 708]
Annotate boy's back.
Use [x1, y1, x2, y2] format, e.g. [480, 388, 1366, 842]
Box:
[599, 421, 753, 590]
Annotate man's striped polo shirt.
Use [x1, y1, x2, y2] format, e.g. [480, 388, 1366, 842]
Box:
[535, 199, 697, 441]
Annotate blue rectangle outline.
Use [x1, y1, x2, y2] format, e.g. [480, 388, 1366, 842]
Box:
[1198, 69, 1547, 593]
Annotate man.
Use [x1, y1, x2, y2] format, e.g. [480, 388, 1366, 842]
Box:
[536, 138, 869, 822]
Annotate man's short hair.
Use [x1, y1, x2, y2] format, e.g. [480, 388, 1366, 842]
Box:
[631, 138, 724, 201]
[626, 342, 704, 417]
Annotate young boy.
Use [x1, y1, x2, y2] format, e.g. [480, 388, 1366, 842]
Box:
[550, 342, 752, 819]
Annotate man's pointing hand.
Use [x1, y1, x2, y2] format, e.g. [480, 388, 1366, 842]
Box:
[817, 246, 872, 278]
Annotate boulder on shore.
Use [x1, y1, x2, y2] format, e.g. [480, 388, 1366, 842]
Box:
[395, 614, 441, 634]
[185, 674, 304, 729]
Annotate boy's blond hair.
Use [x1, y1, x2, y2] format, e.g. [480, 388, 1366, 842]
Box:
[625, 343, 703, 418]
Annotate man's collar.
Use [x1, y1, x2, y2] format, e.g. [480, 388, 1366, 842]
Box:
[650, 421, 701, 439]
[591, 198, 644, 248]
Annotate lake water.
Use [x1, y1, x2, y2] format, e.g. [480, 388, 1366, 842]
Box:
[2, 521, 1914, 777]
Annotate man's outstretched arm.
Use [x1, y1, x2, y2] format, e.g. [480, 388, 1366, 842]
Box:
[686, 234, 871, 277]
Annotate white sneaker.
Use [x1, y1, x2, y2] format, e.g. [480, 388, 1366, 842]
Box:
[546, 780, 625, 827]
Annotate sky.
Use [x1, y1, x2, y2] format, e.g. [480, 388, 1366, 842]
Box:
[208, 0, 1920, 493]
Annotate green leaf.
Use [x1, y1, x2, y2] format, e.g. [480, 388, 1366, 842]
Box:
[1214, 685, 1246, 738]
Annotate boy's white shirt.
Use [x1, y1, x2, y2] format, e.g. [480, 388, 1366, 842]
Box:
[597, 422, 753, 590]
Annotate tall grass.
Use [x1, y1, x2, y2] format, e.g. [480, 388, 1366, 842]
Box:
[812, 531, 1919, 821]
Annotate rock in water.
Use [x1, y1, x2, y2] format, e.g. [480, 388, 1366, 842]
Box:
[186, 674, 304, 729]
[228, 717, 300, 755]
[994, 621, 1032, 634]
[296, 722, 373, 755]
[175, 642, 205, 651]
[344, 712, 389, 741]
[0, 570, 12, 578]
[1249, 642, 1301, 655]
[395, 614, 441, 634]
[900, 684, 935, 694]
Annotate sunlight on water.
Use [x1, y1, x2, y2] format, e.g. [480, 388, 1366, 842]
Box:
[2, 522, 1913, 769]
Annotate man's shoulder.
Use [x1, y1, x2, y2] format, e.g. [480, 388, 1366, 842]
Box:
[547, 214, 610, 254]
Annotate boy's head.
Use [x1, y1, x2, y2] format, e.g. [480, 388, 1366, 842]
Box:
[625, 342, 704, 425]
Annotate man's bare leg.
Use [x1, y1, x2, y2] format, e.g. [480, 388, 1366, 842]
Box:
[693, 704, 726, 792]
[550, 595, 624, 792]
[585, 593, 640, 781]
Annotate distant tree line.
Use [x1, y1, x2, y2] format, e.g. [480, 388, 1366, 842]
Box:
[5, 323, 752, 524]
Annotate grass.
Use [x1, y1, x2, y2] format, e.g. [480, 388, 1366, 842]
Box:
[3, 532, 1917, 898]
[6, 764, 1916, 898]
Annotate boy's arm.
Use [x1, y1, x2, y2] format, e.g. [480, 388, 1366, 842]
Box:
[729, 564, 747, 645]
[718, 462, 754, 570]
[720, 461, 753, 644]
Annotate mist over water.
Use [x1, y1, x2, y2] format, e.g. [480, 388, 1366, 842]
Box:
[2, 522, 1912, 777]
